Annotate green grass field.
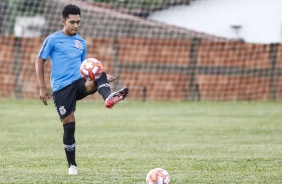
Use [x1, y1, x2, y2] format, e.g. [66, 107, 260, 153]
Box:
[0, 99, 281, 183]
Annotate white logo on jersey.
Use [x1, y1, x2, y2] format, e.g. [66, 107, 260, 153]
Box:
[59, 106, 66, 115]
[75, 40, 83, 49]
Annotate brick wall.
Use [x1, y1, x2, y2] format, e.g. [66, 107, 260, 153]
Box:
[0, 36, 281, 101]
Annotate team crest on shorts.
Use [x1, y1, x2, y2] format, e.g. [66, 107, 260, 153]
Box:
[59, 106, 66, 115]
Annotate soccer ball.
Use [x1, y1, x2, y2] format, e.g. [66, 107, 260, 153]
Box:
[80, 58, 103, 81]
[146, 168, 170, 184]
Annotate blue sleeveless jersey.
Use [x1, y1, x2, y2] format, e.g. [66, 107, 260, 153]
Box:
[38, 30, 87, 92]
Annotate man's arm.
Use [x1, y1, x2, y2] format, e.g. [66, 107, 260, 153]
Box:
[35, 58, 50, 105]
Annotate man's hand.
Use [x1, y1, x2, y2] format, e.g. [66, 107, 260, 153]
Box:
[107, 74, 117, 82]
[39, 88, 50, 105]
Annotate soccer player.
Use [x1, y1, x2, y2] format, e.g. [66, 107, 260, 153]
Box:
[35, 4, 129, 175]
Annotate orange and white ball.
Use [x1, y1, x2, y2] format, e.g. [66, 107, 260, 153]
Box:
[80, 58, 103, 81]
[146, 168, 170, 184]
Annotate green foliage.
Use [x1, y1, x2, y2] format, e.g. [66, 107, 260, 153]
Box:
[91, 0, 169, 10]
[0, 100, 282, 183]
[5, 0, 44, 34]
[8, 0, 44, 16]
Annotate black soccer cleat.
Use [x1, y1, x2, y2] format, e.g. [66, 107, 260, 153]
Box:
[105, 87, 129, 108]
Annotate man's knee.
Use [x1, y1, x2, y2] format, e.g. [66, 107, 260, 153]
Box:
[62, 112, 75, 124]
[85, 80, 98, 93]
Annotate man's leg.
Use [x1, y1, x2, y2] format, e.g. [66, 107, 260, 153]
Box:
[96, 72, 111, 100]
[84, 72, 129, 108]
[62, 114, 77, 175]
[53, 85, 78, 175]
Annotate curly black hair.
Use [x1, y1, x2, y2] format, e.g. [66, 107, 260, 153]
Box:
[62, 4, 81, 19]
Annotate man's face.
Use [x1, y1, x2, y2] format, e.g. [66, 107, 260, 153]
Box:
[62, 14, 81, 36]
